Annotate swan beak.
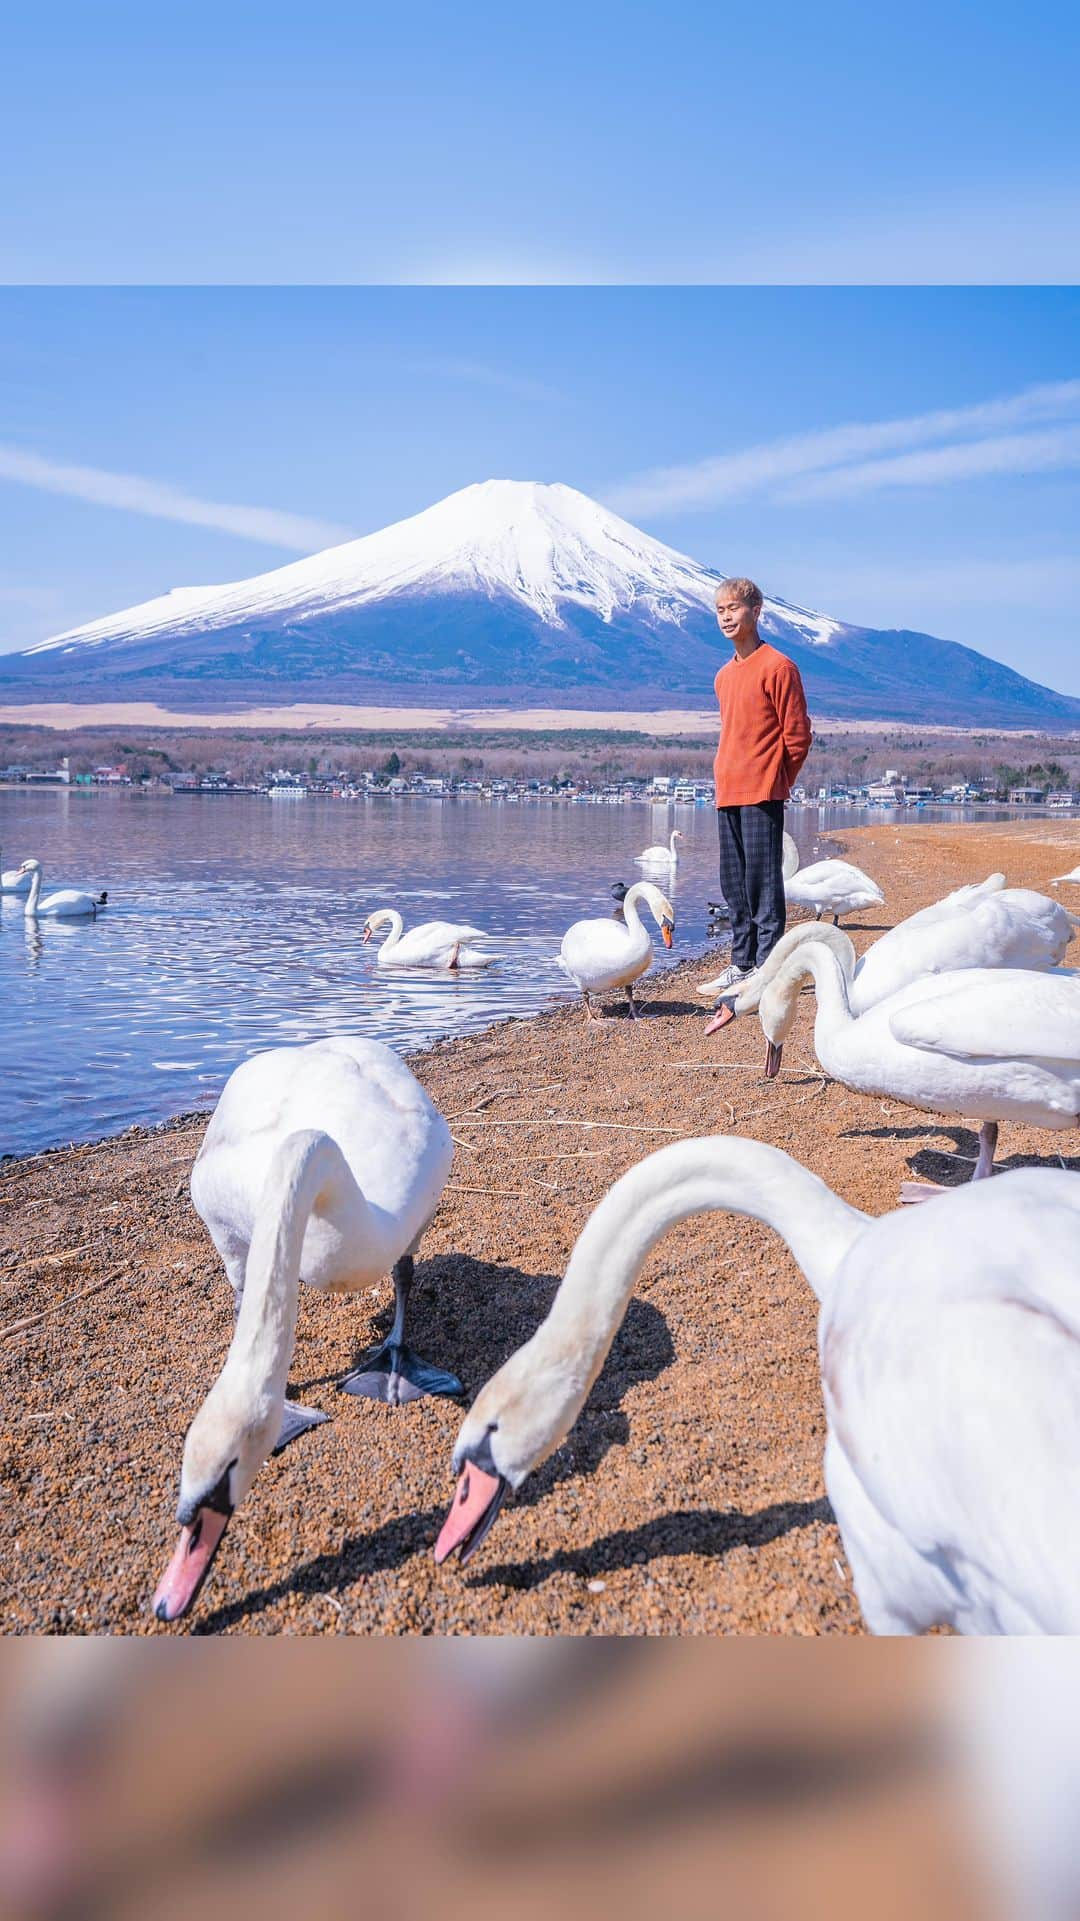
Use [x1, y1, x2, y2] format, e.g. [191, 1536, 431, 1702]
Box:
[361, 924, 373, 944]
[661, 920, 674, 949]
[434, 1462, 508, 1567]
[764, 1040, 783, 1079]
[152, 1507, 231, 1623]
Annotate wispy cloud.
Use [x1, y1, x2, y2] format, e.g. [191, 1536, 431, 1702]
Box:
[783, 425, 1080, 501]
[0, 445, 353, 551]
[402, 353, 560, 403]
[607, 380, 1080, 518]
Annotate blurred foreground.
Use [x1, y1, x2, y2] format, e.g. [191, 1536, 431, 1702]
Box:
[1, 1640, 1074, 1921]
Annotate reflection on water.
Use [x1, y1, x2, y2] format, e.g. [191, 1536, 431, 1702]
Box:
[0, 789, 980, 1159]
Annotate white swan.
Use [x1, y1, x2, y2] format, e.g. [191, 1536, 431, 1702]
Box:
[434, 1136, 1080, 1633]
[782, 831, 884, 924]
[557, 880, 674, 1019]
[634, 829, 682, 868]
[152, 1035, 459, 1624]
[19, 860, 107, 919]
[0, 846, 32, 895]
[757, 939, 1080, 1196]
[362, 906, 494, 970]
[1052, 863, 1080, 886]
[702, 878, 1078, 1016]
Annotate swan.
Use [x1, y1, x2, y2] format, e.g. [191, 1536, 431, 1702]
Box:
[362, 907, 494, 969]
[19, 860, 107, 919]
[634, 829, 682, 868]
[0, 846, 32, 895]
[434, 1136, 1080, 1633]
[1052, 863, 1080, 886]
[152, 1034, 460, 1624]
[557, 880, 674, 1019]
[757, 939, 1080, 1197]
[782, 831, 883, 924]
[700, 879, 1078, 1016]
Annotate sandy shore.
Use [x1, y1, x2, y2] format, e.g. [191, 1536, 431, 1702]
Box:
[2, 817, 1077, 1635]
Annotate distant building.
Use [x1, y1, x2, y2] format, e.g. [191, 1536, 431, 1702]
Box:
[1009, 787, 1047, 804]
[26, 755, 72, 786]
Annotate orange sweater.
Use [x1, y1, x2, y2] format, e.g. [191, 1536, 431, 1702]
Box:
[713, 642, 812, 806]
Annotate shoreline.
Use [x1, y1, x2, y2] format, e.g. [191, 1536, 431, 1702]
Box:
[2, 817, 1077, 1634]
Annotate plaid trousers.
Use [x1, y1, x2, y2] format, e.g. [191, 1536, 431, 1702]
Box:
[716, 801, 786, 971]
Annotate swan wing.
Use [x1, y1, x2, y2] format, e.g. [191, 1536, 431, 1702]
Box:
[900, 873, 1007, 929]
[888, 969, 1080, 1061]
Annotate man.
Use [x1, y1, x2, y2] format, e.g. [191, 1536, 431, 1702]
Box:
[703, 578, 811, 1036]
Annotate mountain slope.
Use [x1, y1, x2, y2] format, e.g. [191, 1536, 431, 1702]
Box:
[2, 479, 1077, 727]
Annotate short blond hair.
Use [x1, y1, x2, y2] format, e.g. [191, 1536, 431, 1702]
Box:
[715, 577, 764, 612]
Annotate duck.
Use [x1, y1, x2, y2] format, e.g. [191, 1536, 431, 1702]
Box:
[707, 877, 1077, 1017]
[557, 880, 674, 1019]
[781, 831, 883, 924]
[756, 939, 1080, 1198]
[0, 847, 32, 895]
[19, 860, 107, 919]
[634, 829, 681, 869]
[362, 907, 494, 969]
[1052, 863, 1080, 886]
[434, 1135, 1080, 1633]
[152, 1034, 460, 1625]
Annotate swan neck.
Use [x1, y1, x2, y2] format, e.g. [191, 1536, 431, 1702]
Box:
[226, 1131, 361, 1395]
[382, 911, 403, 950]
[24, 868, 40, 914]
[621, 887, 646, 934]
[512, 1138, 867, 1473]
[790, 941, 854, 1031]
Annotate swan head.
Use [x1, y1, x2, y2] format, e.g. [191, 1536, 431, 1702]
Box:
[362, 907, 395, 945]
[17, 859, 40, 876]
[758, 960, 808, 1079]
[628, 881, 675, 947]
[152, 1381, 278, 1623]
[434, 1338, 574, 1566]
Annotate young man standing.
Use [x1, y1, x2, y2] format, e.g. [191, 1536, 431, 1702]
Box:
[704, 578, 811, 1034]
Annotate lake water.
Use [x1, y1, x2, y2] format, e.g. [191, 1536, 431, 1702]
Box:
[0, 787, 1009, 1159]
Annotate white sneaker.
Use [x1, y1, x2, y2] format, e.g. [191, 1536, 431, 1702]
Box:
[709, 963, 750, 996]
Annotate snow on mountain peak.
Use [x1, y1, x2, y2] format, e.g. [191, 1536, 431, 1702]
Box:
[27, 477, 843, 655]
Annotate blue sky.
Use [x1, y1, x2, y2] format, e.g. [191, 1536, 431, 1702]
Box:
[3, 0, 1078, 284]
[2, 289, 1078, 693]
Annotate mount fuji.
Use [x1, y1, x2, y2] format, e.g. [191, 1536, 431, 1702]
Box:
[3, 479, 1078, 728]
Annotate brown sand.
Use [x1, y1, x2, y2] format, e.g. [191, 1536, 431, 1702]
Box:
[1, 818, 1077, 1635]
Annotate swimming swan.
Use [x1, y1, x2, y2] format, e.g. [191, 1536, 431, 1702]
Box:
[558, 880, 674, 1019]
[362, 907, 494, 969]
[19, 860, 107, 919]
[152, 1035, 460, 1624]
[435, 1137, 1080, 1633]
[0, 847, 32, 895]
[757, 940, 1080, 1196]
[634, 830, 681, 868]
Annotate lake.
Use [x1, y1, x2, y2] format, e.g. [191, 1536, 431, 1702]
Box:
[0, 787, 1000, 1159]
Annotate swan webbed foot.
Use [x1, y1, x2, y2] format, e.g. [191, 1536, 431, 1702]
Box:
[339, 1343, 463, 1405]
[898, 1181, 946, 1205]
[273, 1399, 331, 1453]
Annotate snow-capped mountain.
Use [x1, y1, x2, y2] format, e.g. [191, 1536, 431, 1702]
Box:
[4, 479, 1078, 728]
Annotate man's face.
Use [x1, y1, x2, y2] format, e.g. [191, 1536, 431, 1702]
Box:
[715, 592, 757, 645]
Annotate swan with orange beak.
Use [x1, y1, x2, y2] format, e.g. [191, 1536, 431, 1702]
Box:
[556, 880, 674, 1020]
